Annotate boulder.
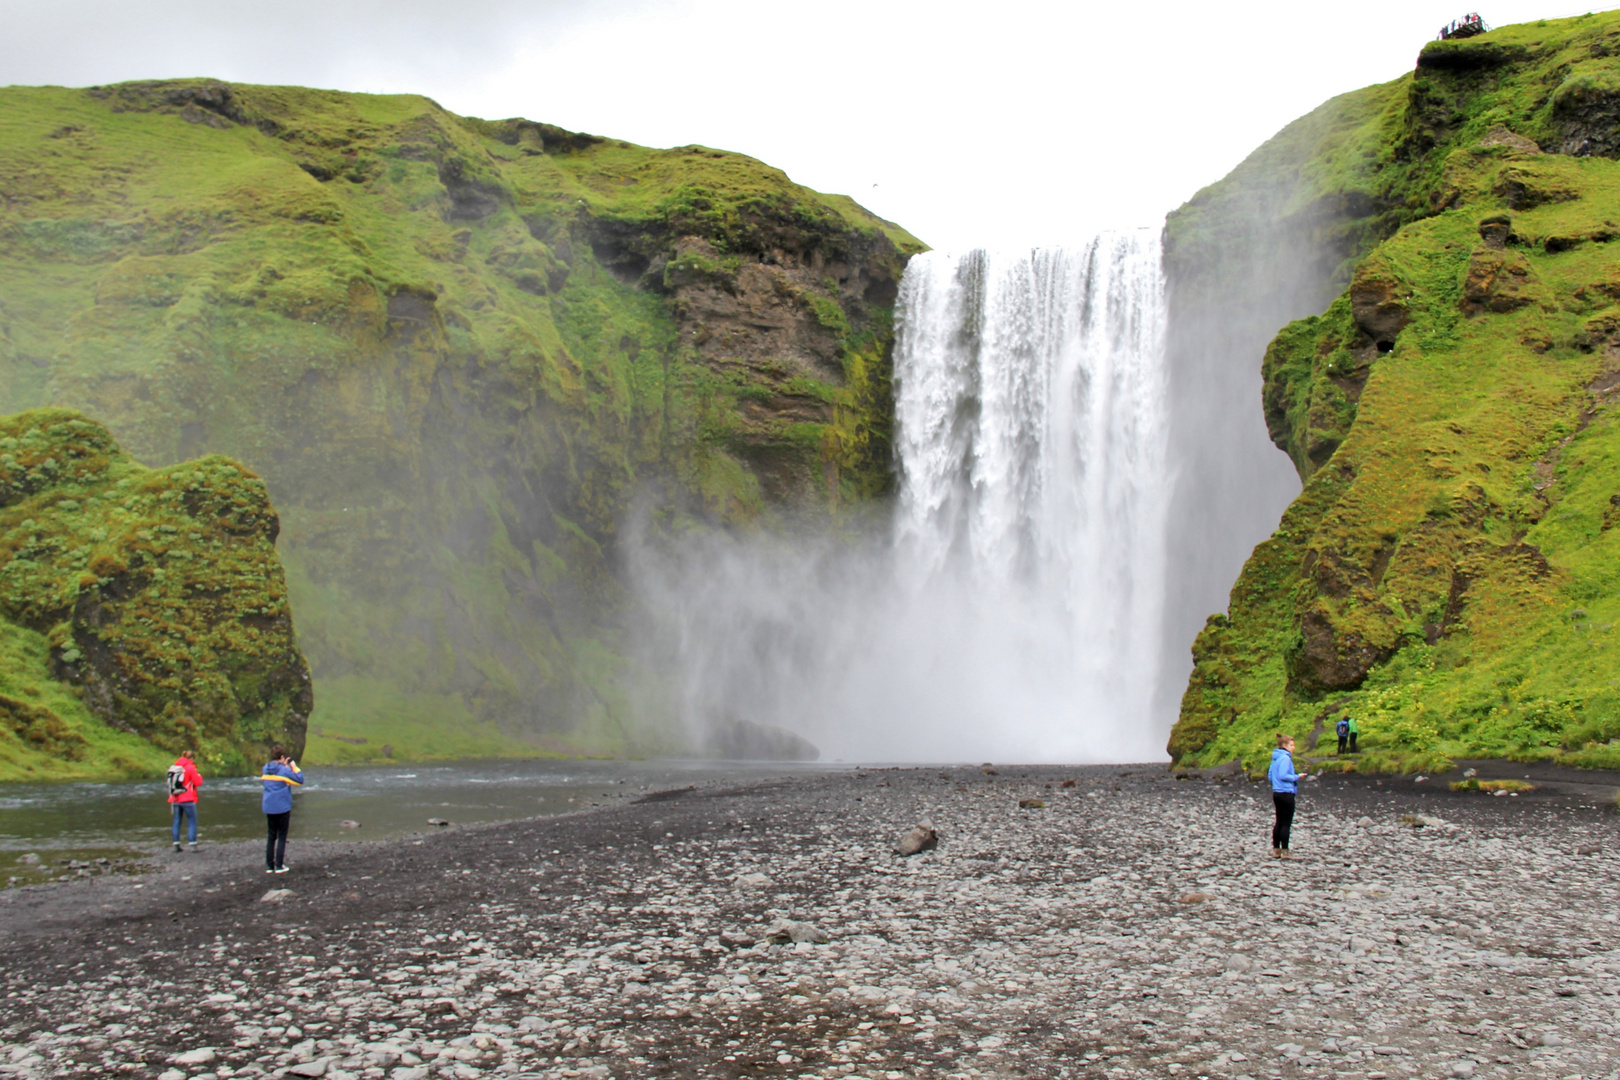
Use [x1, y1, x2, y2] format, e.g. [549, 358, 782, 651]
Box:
[764, 919, 829, 945]
[701, 718, 819, 761]
[895, 820, 938, 856]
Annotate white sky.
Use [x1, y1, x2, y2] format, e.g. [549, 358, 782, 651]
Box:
[0, 1, 1604, 249]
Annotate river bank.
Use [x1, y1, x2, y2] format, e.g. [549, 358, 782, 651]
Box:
[1, 764, 1618, 1079]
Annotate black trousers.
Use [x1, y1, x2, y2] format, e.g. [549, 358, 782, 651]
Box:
[266, 811, 291, 870]
[1337, 735, 1348, 754]
[1272, 792, 1296, 850]
[1349, 733, 1358, 752]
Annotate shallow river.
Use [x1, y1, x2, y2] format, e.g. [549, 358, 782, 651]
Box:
[0, 758, 842, 867]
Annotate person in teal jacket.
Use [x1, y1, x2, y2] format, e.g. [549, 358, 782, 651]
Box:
[1267, 734, 1300, 859]
[261, 746, 305, 874]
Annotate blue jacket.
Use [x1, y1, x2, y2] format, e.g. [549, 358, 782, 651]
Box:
[1268, 748, 1299, 794]
[261, 760, 305, 814]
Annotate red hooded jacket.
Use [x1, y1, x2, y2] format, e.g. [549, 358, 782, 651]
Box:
[167, 757, 203, 804]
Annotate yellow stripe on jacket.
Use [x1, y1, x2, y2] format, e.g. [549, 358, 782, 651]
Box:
[260, 775, 303, 785]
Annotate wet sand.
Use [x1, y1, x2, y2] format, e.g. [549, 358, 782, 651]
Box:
[1, 763, 1618, 1079]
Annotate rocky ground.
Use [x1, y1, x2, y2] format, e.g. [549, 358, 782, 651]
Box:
[1, 763, 1618, 1080]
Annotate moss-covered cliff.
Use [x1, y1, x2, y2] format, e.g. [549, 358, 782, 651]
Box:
[0, 80, 922, 765]
[1170, 11, 1620, 772]
[0, 408, 309, 779]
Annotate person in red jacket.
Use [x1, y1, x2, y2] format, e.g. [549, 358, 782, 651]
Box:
[166, 752, 203, 852]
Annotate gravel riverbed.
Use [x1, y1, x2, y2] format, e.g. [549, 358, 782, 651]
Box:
[1, 763, 1618, 1080]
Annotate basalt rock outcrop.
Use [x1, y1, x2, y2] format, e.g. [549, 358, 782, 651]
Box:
[0, 81, 922, 766]
[1170, 11, 1620, 772]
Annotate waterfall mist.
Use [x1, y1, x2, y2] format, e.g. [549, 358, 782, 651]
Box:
[630, 232, 1173, 763]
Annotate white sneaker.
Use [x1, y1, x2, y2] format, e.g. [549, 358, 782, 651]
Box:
[274, 866, 291, 874]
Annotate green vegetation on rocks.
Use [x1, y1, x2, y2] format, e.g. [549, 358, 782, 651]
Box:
[1170, 11, 1620, 773]
[0, 80, 922, 770]
[0, 408, 309, 780]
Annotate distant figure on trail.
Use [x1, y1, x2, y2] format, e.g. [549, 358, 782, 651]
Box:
[1335, 714, 1351, 755]
[261, 746, 305, 875]
[1347, 714, 1360, 754]
[1268, 734, 1299, 860]
[166, 751, 203, 853]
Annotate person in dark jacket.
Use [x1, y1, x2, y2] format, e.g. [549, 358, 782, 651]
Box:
[261, 746, 305, 874]
[1267, 734, 1300, 859]
[167, 752, 203, 852]
[1335, 714, 1350, 755]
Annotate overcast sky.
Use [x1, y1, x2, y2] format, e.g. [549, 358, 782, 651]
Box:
[0, 1, 1600, 249]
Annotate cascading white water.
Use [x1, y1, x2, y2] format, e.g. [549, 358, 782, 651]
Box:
[888, 234, 1170, 757]
[631, 231, 1173, 762]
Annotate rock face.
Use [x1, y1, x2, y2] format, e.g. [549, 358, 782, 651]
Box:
[1171, 11, 1620, 772]
[0, 80, 922, 763]
[0, 408, 310, 778]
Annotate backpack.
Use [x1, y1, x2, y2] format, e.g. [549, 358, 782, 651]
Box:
[166, 763, 189, 797]
[1336, 718, 1350, 737]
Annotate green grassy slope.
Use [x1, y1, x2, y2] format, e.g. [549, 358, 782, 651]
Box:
[0, 80, 922, 770]
[1170, 11, 1620, 773]
[0, 408, 309, 780]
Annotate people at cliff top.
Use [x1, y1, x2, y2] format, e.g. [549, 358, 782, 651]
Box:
[166, 750, 203, 853]
[1267, 734, 1299, 860]
[261, 746, 305, 875]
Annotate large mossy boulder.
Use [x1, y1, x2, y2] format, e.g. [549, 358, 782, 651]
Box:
[0, 408, 310, 778]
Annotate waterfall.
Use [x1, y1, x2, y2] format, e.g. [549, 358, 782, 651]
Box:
[631, 231, 1173, 763]
[889, 234, 1171, 757]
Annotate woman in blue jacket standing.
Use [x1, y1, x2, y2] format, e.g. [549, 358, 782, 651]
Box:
[1267, 733, 1299, 859]
[261, 746, 305, 874]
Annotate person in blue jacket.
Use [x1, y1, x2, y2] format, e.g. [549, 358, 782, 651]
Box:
[261, 746, 305, 874]
[1267, 733, 1300, 859]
